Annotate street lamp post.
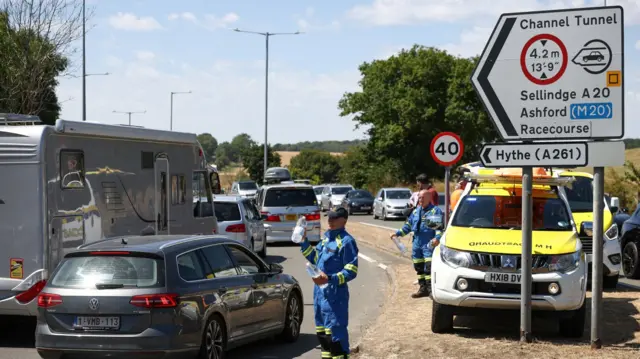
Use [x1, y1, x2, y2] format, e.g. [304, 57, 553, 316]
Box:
[232, 28, 302, 177]
[82, 0, 85, 121]
[112, 110, 146, 126]
[170, 91, 192, 131]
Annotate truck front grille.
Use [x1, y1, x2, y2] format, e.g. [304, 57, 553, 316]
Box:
[469, 252, 551, 271]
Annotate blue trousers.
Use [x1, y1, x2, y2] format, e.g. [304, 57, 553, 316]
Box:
[412, 239, 433, 285]
[314, 284, 350, 358]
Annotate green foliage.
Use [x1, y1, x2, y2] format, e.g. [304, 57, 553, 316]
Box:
[273, 140, 366, 153]
[197, 133, 218, 163]
[605, 169, 635, 210]
[0, 11, 68, 124]
[289, 149, 341, 184]
[338, 146, 370, 189]
[214, 142, 233, 170]
[623, 139, 640, 150]
[242, 144, 281, 184]
[338, 45, 499, 182]
[231, 133, 255, 162]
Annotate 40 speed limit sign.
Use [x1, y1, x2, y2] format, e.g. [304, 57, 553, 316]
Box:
[430, 132, 464, 167]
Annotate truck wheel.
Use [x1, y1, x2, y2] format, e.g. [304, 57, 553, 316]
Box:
[603, 275, 618, 290]
[431, 301, 454, 333]
[558, 302, 586, 338]
[622, 240, 640, 279]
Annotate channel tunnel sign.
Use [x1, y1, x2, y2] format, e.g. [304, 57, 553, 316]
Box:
[471, 6, 624, 141]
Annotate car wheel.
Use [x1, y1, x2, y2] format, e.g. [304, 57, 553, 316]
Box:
[558, 301, 586, 338]
[279, 291, 302, 343]
[368, 211, 373, 215]
[431, 301, 454, 333]
[373, 209, 378, 219]
[250, 238, 255, 252]
[258, 235, 267, 258]
[603, 275, 619, 289]
[199, 315, 226, 359]
[382, 208, 387, 221]
[348, 206, 353, 216]
[622, 240, 640, 279]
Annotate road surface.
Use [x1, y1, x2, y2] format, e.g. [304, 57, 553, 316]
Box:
[347, 213, 640, 289]
[0, 242, 400, 359]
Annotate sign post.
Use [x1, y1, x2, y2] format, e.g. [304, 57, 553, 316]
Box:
[471, 5, 625, 345]
[430, 132, 464, 228]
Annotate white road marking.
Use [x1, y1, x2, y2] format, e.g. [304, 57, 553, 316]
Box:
[358, 253, 375, 263]
[378, 263, 388, 270]
[358, 222, 400, 231]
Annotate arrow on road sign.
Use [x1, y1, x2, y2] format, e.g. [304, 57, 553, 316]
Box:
[480, 142, 588, 168]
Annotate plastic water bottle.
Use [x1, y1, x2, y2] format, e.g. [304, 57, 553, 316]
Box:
[392, 237, 408, 256]
[291, 217, 307, 243]
[306, 262, 328, 288]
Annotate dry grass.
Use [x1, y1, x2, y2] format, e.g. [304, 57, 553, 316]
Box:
[574, 148, 640, 175]
[343, 221, 640, 359]
[276, 151, 344, 167]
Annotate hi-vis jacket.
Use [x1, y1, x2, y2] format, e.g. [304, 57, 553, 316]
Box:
[396, 204, 443, 244]
[300, 228, 359, 287]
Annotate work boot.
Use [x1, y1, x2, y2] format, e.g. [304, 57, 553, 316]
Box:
[411, 284, 429, 298]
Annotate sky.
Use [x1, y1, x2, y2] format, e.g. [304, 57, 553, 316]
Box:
[56, 0, 640, 144]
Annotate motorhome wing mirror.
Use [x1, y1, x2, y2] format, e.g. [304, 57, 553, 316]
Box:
[580, 221, 594, 237]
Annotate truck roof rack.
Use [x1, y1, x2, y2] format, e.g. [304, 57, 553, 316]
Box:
[0, 113, 42, 125]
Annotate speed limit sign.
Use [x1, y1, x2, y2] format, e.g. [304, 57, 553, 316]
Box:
[430, 132, 464, 167]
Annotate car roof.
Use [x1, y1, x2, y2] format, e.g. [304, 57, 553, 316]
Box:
[262, 183, 313, 189]
[74, 235, 236, 255]
[382, 187, 411, 191]
[328, 184, 353, 188]
[214, 195, 244, 202]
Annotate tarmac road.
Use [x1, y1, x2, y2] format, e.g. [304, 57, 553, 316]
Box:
[347, 213, 640, 289]
[0, 242, 400, 359]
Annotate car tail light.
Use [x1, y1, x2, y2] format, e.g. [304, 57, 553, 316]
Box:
[305, 213, 320, 221]
[130, 294, 178, 308]
[15, 279, 47, 304]
[37, 293, 63, 308]
[226, 224, 246, 233]
[261, 212, 280, 222]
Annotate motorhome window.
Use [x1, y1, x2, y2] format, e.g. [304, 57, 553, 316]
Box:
[171, 175, 186, 205]
[141, 151, 154, 169]
[193, 171, 213, 218]
[60, 151, 85, 189]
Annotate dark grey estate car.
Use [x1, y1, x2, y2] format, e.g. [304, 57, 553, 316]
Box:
[35, 235, 303, 359]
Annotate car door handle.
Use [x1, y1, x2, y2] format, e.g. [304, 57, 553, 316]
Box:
[218, 287, 228, 294]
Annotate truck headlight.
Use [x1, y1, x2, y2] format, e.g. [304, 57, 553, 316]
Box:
[441, 246, 472, 268]
[548, 251, 580, 273]
[604, 224, 618, 240]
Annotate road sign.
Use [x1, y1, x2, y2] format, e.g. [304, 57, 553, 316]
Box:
[471, 6, 624, 141]
[430, 132, 464, 166]
[480, 142, 588, 168]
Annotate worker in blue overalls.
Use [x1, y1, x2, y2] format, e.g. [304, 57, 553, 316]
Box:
[300, 207, 359, 359]
[391, 189, 444, 298]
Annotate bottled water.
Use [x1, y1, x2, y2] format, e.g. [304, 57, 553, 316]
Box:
[392, 237, 408, 256]
[291, 217, 307, 243]
[306, 262, 328, 288]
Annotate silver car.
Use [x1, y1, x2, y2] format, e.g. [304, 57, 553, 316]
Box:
[373, 188, 412, 220]
[35, 235, 303, 359]
[230, 180, 259, 198]
[255, 183, 322, 243]
[319, 184, 354, 212]
[313, 185, 326, 204]
[214, 195, 267, 257]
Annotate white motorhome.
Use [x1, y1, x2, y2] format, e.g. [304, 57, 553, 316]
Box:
[0, 115, 217, 317]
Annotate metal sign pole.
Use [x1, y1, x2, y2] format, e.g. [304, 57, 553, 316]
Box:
[520, 166, 533, 342]
[444, 166, 451, 228]
[591, 167, 605, 349]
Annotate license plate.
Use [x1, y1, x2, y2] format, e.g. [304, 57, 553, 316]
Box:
[285, 214, 297, 221]
[74, 316, 120, 329]
[484, 272, 521, 284]
[361, 206, 371, 210]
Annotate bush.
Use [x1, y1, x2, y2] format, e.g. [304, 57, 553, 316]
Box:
[234, 169, 251, 182]
[289, 149, 341, 184]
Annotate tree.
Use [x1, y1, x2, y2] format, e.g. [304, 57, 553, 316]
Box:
[230, 133, 255, 163]
[289, 149, 341, 184]
[214, 141, 233, 170]
[242, 144, 281, 184]
[339, 146, 370, 189]
[0, 0, 87, 124]
[197, 133, 218, 163]
[338, 45, 499, 182]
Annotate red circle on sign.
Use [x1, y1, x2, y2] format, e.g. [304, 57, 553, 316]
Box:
[520, 33, 568, 86]
[430, 132, 464, 167]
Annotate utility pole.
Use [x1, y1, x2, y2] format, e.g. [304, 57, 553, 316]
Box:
[170, 91, 192, 131]
[232, 28, 303, 178]
[112, 110, 146, 126]
[82, 0, 86, 121]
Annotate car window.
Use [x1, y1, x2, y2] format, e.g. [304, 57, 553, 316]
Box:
[264, 188, 316, 207]
[314, 186, 325, 195]
[331, 187, 351, 195]
[351, 190, 373, 199]
[386, 190, 411, 199]
[49, 255, 164, 289]
[451, 195, 571, 231]
[244, 200, 261, 219]
[563, 176, 605, 213]
[177, 251, 207, 281]
[214, 202, 241, 222]
[200, 245, 238, 278]
[227, 245, 261, 275]
[239, 182, 258, 190]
